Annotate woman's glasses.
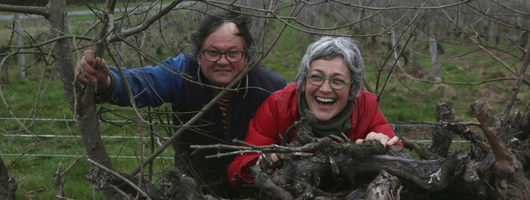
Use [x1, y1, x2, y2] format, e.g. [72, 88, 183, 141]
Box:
[305, 74, 352, 90]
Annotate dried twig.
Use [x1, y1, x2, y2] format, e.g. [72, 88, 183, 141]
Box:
[87, 159, 152, 200]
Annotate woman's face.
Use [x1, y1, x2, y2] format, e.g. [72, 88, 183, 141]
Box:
[303, 57, 353, 121]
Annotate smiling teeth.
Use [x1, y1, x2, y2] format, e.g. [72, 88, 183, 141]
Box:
[316, 97, 335, 103]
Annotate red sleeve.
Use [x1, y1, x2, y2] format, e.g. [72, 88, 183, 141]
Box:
[349, 91, 403, 148]
[227, 93, 284, 191]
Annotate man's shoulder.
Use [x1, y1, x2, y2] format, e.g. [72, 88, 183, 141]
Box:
[161, 54, 197, 73]
[183, 53, 196, 62]
[250, 63, 286, 86]
[169, 53, 196, 64]
[251, 63, 279, 75]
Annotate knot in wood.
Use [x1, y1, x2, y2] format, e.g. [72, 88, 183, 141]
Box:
[84, 166, 115, 190]
[295, 109, 316, 145]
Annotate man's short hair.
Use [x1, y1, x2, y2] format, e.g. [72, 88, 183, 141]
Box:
[190, 11, 256, 60]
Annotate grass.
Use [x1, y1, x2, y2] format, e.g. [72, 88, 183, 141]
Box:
[1, 66, 177, 199]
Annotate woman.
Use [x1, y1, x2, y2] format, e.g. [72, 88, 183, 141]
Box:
[227, 37, 402, 191]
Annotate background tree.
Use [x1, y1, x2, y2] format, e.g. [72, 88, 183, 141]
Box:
[14, 12, 24, 78]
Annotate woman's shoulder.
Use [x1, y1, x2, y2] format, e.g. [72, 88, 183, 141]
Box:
[271, 83, 298, 99]
[265, 83, 299, 112]
[358, 89, 378, 103]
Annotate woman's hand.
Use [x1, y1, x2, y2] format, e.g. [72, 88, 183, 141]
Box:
[256, 153, 283, 175]
[355, 132, 399, 147]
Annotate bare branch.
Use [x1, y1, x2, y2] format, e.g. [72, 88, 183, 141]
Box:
[0, 4, 49, 18]
[107, 0, 184, 43]
[502, 48, 530, 122]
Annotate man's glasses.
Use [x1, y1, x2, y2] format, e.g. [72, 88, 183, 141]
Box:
[305, 74, 352, 90]
[201, 50, 245, 62]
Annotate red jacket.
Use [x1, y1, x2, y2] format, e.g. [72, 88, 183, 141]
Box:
[227, 83, 402, 191]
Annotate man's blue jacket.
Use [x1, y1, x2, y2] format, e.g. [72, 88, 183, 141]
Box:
[102, 53, 287, 184]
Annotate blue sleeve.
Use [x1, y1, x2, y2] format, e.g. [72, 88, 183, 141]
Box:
[104, 54, 186, 107]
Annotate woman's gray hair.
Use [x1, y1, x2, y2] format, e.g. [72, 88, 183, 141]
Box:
[294, 36, 365, 99]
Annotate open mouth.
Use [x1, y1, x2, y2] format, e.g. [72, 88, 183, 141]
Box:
[315, 97, 336, 105]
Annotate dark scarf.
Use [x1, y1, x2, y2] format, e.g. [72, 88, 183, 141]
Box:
[298, 92, 354, 138]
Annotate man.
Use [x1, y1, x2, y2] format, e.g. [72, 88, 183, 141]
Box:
[76, 11, 286, 198]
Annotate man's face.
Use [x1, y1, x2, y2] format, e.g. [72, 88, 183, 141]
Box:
[197, 22, 248, 86]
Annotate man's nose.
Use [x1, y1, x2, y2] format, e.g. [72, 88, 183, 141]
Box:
[217, 54, 230, 65]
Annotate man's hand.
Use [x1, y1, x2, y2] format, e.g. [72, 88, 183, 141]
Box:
[355, 132, 399, 147]
[256, 153, 283, 175]
[75, 50, 111, 94]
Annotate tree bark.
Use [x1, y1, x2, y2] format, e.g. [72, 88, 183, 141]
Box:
[53, 164, 64, 200]
[1, 61, 8, 84]
[402, 137, 442, 160]
[1, 45, 9, 84]
[93, 167, 223, 200]
[429, 102, 453, 157]
[429, 35, 442, 83]
[0, 157, 17, 200]
[471, 99, 530, 199]
[365, 170, 400, 200]
[46, 0, 117, 199]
